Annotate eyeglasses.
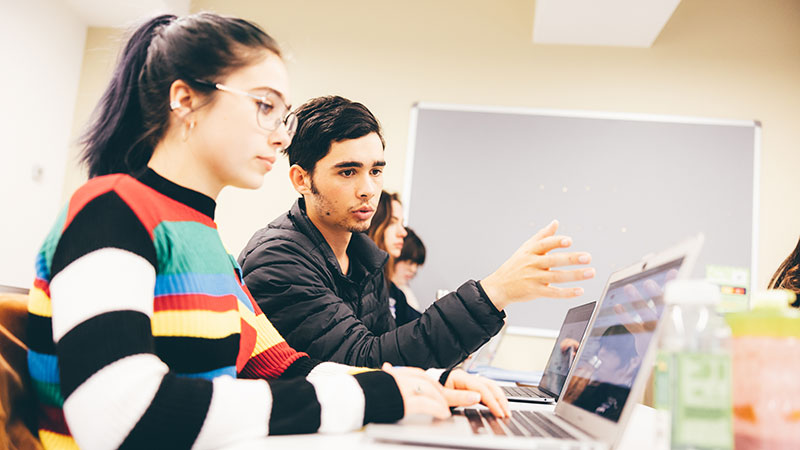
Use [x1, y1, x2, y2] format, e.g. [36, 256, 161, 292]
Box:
[193, 79, 298, 137]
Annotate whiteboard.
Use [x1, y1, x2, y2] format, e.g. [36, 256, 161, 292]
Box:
[403, 103, 759, 330]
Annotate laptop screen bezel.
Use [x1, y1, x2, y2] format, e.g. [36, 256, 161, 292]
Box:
[537, 300, 596, 398]
[551, 234, 703, 446]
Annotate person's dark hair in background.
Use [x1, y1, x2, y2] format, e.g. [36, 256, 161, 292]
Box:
[768, 236, 800, 307]
[282, 95, 385, 175]
[392, 227, 426, 314]
[397, 228, 426, 266]
[81, 13, 281, 177]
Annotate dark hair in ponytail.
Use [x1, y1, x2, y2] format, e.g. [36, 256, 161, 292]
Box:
[81, 13, 281, 177]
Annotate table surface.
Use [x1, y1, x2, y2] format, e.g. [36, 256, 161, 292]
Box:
[225, 401, 667, 450]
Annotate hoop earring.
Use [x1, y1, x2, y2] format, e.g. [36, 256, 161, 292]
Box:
[182, 121, 196, 142]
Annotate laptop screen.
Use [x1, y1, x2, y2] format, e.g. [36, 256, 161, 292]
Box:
[537, 301, 595, 397]
[560, 257, 684, 422]
[462, 324, 506, 373]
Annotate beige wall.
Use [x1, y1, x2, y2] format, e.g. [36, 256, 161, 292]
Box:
[62, 27, 122, 203]
[63, 0, 800, 288]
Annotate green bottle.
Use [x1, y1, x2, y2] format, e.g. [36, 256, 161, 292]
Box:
[654, 280, 733, 449]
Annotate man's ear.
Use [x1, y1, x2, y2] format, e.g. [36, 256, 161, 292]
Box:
[289, 164, 313, 195]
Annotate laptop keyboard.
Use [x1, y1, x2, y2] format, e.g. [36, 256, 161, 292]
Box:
[459, 408, 577, 440]
[502, 385, 547, 398]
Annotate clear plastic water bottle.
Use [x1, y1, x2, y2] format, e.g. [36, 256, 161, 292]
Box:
[654, 280, 733, 449]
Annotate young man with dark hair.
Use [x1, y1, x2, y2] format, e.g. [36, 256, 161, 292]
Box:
[238, 95, 595, 371]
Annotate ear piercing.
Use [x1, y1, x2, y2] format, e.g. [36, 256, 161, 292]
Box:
[170, 101, 181, 110]
[182, 121, 196, 142]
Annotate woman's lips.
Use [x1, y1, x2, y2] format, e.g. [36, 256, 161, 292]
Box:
[256, 155, 276, 170]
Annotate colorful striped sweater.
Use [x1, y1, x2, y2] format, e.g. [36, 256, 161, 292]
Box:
[27, 169, 403, 449]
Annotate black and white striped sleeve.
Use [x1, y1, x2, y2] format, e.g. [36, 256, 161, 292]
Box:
[49, 193, 404, 449]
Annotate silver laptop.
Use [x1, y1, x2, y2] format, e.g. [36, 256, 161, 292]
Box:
[367, 234, 703, 450]
[502, 301, 596, 404]
[462, 323, 508, 374]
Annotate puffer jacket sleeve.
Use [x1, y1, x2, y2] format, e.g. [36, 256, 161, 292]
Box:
[239, 236, 506, 369]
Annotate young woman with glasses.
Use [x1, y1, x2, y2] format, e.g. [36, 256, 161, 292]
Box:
[27, 13, 480, 449]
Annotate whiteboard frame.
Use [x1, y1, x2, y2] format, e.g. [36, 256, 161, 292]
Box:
[402, 102, 761, 301]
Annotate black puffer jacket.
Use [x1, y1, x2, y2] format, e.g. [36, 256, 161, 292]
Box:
[238, 199, 505, 368]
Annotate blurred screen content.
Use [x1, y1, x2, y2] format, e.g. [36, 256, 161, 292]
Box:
[561, 259, 683, 422]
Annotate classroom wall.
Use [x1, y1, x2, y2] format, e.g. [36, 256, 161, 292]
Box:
[60, 0, 800, 294]
[0, 0, 87, 287]
[61, 27, 128, 205]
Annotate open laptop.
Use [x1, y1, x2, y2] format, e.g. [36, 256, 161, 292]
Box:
[367, 234, 703, 450]
[462, 323, 507, 374]
[502, 300, 596, 403]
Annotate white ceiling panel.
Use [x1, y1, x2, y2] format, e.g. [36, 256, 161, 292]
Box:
[533, 0, 682, 47]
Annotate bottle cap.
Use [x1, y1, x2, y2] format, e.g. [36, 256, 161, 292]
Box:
[663, 279, 721, 305]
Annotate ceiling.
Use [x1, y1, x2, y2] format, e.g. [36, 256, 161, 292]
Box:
[533, 0, 682, 47]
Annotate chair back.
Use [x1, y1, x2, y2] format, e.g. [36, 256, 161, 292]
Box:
[0, 293, 43, 449]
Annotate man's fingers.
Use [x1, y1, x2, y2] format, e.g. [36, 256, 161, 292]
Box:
[539, 286, 585, 298]
[529, 235, 574, 255]
[535, 252, 592, 269]
[539, 268, 595, 284]
[529, 219, 559, 243]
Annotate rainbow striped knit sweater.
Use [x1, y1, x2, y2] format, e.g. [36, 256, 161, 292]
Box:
[27, 169, 403, 449]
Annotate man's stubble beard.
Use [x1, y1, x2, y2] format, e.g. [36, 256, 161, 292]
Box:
[309, 177, 372, 234]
